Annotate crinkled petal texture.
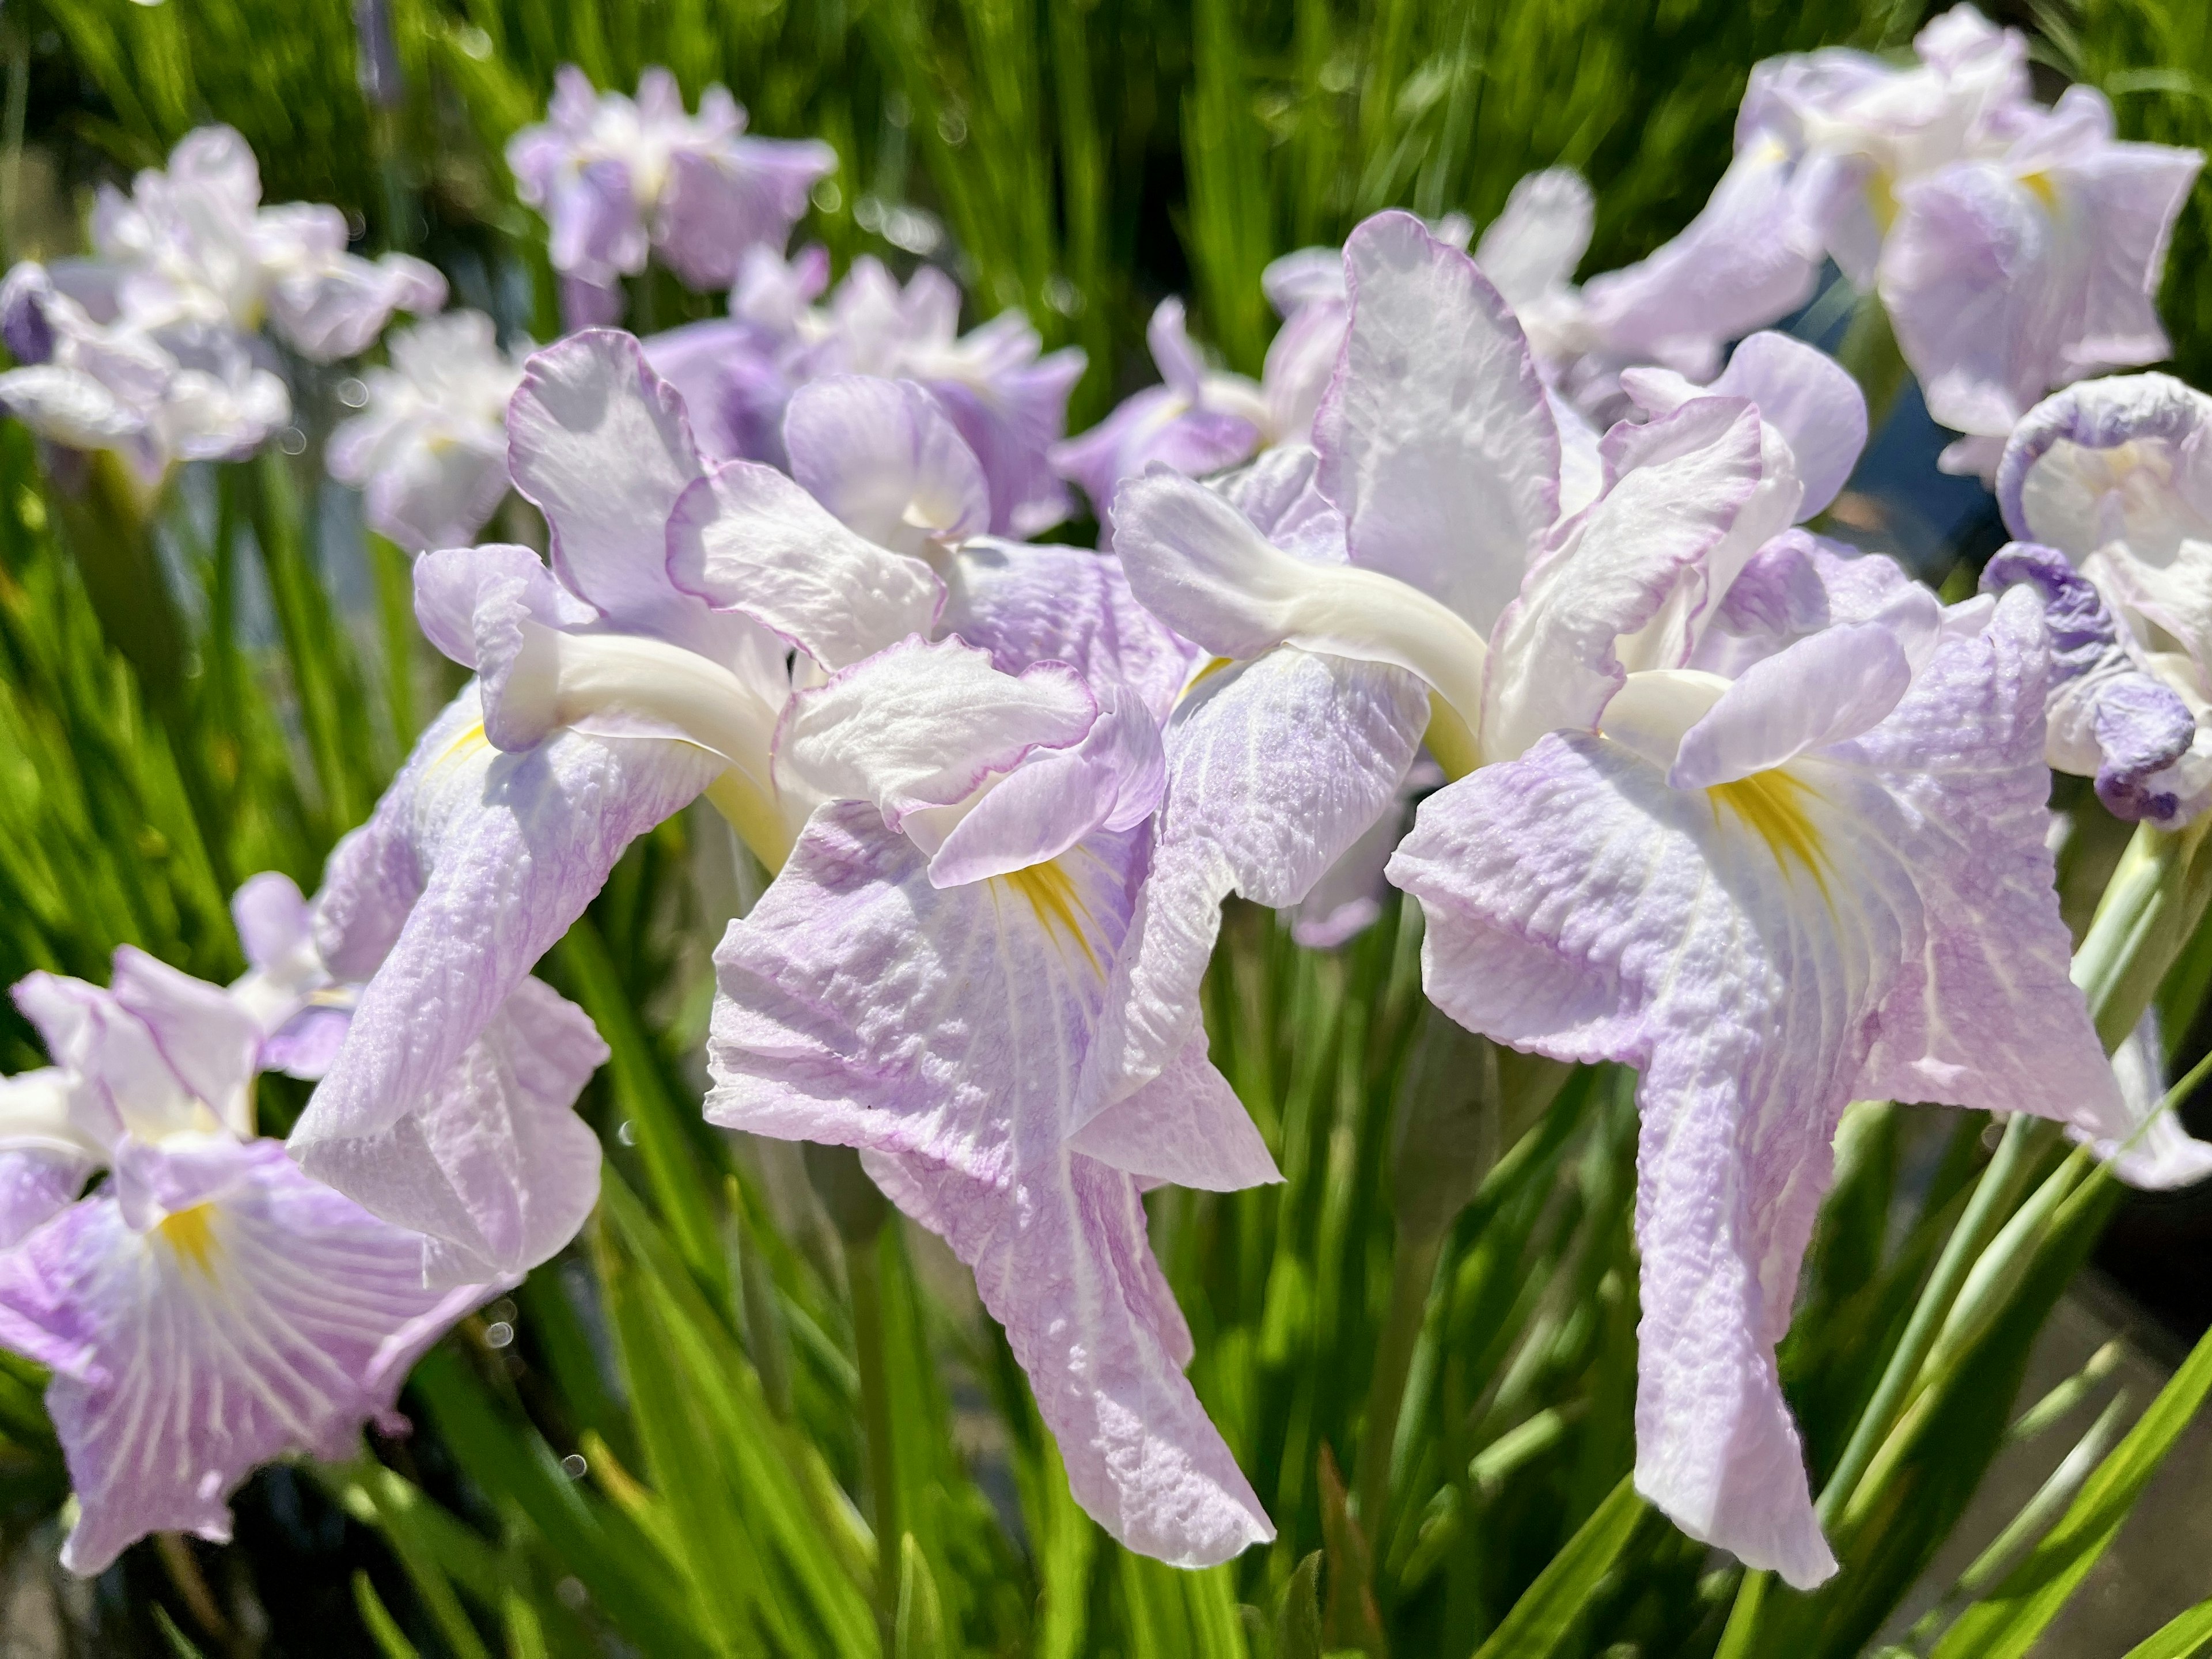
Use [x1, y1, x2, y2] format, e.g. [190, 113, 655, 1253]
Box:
[1482, 399, 1768, 765]
[0, 1139, 492, 1575]
[290, 976, 609, 1284]
[941, 539, 1197, 722]
[1079, 649, 1429, 1116]
[297, 689, 715, 1253]
[706, 804, 1274, 1565]
[1388, 587, 2118, 1590]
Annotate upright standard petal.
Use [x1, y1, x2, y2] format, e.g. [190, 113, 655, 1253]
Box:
[781, 374, 990, 556]
[706, 804, 1274, 1565]
[666, 459, 945, 669]
[0, 1139, 493, 1574]
[1315, 211, 1560, 637]
[1480, 399, 1767, 765]
[505, 329, 707, 636]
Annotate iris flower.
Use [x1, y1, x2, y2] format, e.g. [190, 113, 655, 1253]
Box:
[1112, 210, 2120, 1585]
[1982, 373, 2212, 824]
[0, 946, 592, 1573]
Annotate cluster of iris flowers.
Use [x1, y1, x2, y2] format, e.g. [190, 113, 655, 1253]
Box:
[3, 1, 2210, 1603]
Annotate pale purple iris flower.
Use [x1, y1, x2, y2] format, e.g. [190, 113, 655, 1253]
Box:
[328, 310, 528, 551]
[1112, 209, 2120, 1587]
[0, 263, 288, 493]
[1095, 212, 1836, 1124]
[507, 66, 835, 324]
[85, 124, 445, 361]
[1729, 4, 2201, 476]
[0, 124, 441, 488]
[0, 948, 561, 1575]
[287, 326, 931, 1278]
[1982, 373, 2212, 824]
[703, 618, 1277, 1571]
[299, 320, 1271, 1565]
[647, 251, 1086, 537]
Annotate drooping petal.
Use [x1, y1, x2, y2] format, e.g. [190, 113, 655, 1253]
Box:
[1843, 590, 2132, 1134]
[706, 804, 1272, 1565]
[665, 458, 945, 669]
[300, 687, 717, 1157]
[0, 1139, 493, 1575]
[1315, 210, 1559, 636]
[770, 635, 1097, 835]
[1389, 584, 2116, 1588]
[289, 977, 607, 1283]
[1078, 649, 1427, 1116]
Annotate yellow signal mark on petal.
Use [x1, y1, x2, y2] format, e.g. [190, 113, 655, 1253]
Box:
[156, 1203, 221, 1275]
[993, 857, 1102, 976]
[1709, 768, 1832, 900]
[435, 720, 490, 771]
[1179, 655, 1238, 702]
[2020, 169, 2059, 212]
[1867, 168, 1899, 235]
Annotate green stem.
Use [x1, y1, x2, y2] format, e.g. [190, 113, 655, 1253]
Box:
[847, 1228, 900, 1654]
[806, 1143, 899, 1652]
[1713, 1570, 1768, 1659]
[1813, 1111, 2041, 1531]
[1355, 1224, 1443, 1543]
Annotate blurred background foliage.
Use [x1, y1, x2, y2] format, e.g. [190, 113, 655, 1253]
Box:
[7, 0, 2212, 1656]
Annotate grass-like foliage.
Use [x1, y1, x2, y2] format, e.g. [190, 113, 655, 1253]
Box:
[5, 0, 2212, 1655]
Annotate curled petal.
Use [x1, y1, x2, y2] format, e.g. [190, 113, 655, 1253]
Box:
[771, 635, 1097, 835]
[1980, 541, 2200, 823]
[666, 458, 945, 670]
